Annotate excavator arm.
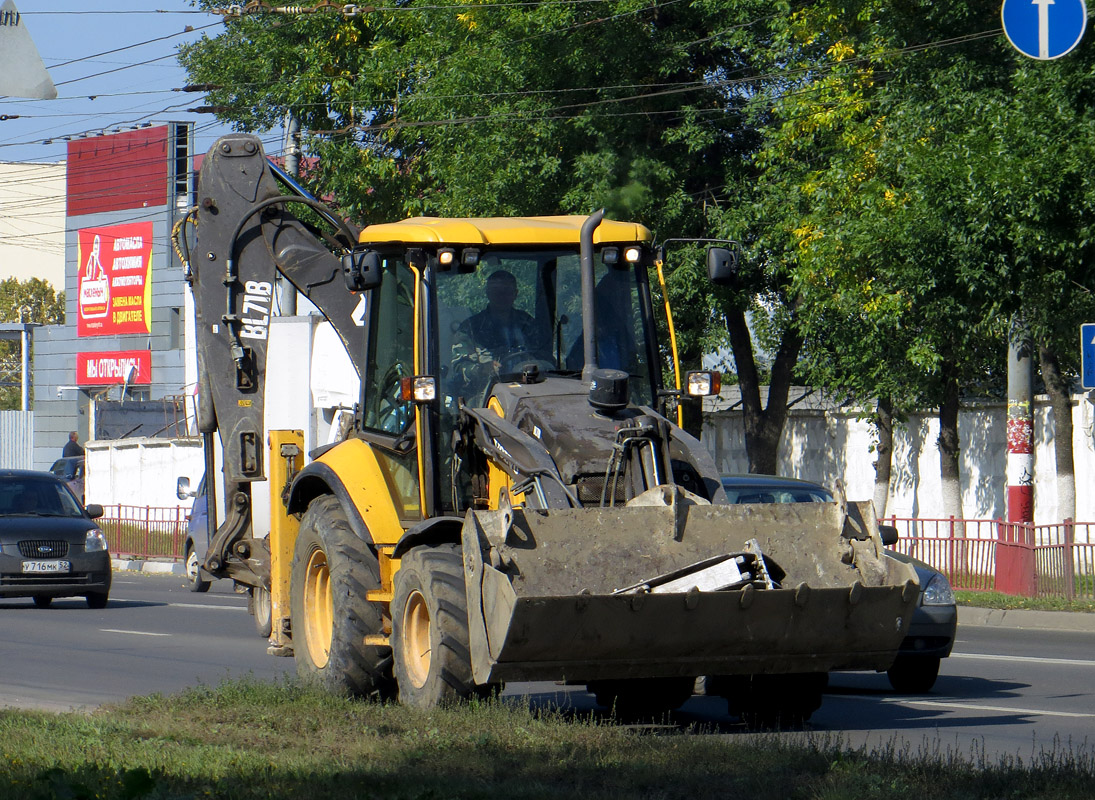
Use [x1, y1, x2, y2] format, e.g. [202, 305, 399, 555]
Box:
[185, 133, 364, 583]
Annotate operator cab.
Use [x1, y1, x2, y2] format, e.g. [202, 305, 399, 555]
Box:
[349, 217, 664, 518]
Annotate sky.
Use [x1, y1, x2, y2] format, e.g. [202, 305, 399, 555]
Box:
[0, 1, 261, 165]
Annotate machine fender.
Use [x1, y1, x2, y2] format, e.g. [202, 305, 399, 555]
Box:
[392, 516, 465, 559]
[287, 438, 406, 548]
[287, 462, 373, 544]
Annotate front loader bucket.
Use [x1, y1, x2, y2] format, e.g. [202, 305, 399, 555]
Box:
[461, 496, 919, 685]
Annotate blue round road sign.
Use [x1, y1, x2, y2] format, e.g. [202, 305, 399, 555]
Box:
[1002, 0, 1087, 60]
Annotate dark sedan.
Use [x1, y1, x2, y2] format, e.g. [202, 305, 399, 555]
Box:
[0, 470, 111, 608]
[720, 474, 956, 692]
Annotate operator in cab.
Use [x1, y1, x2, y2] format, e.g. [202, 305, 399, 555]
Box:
[450, 269, 549, 396]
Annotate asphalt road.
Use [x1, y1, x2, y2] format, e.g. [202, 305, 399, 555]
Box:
[0, 571, 293, 711]
[4, 572, 1095, 763]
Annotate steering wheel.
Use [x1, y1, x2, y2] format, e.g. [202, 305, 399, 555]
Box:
[497, 350, 555, 376]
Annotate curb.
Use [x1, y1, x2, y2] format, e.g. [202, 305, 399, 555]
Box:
[111, 558, 186, 577]
[958, 605, 1095, 633]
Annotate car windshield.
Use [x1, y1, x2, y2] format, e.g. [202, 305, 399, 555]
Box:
[0, 477, 86, 517]
[721, 481, 834, 504]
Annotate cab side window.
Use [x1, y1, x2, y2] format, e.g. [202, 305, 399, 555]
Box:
[363, 258, 415, 435]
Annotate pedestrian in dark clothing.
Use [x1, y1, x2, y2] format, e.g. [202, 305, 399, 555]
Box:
[62, 431, 84, 458]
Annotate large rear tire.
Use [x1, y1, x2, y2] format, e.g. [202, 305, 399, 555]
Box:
[391, 543, 484, 709]
[289, 495, 394, 699]
[588, 678, 695, 720]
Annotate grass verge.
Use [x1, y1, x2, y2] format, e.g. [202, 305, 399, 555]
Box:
[955, 590, 1095, 613]
[2, 679, 1094, 799]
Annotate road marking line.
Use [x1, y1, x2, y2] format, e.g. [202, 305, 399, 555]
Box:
[106, 599, 246, 611]
[874, 697, 1095, 719]
[953, 652, 1095, 668]
[100, 629, 172, 637]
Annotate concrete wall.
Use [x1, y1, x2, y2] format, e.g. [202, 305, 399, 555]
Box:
[702, 394, 1093, 527]
[85, 437, 203, 509]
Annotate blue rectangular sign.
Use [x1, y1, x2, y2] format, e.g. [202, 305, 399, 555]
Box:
[1082, 323, 1095, 389]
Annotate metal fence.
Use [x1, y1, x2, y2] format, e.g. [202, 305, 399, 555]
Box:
[885, 516, 1095, 600]
[98, 505, 188, 561]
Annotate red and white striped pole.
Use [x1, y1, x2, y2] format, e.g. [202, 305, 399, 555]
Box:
[1000, 319, 1035, 595]
[1006, 326, 1034, 524]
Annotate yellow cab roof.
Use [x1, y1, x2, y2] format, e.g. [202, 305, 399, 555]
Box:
[358, 215, 653, 247]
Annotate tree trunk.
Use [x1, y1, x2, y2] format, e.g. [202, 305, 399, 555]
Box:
[1038, 340, 1076, 522]
[725, 308, 803, 474]
[873, 395, 893, 518]
[937, 362, 964, 527]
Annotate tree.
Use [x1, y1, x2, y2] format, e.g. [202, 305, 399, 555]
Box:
[180, 0, 772, 435]
[0, 278, 64, 409]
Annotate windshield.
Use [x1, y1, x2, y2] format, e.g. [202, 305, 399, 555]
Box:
[0, 477, 86, 517]
[434, 249, 655, 408]
[721, 481, 834, 505]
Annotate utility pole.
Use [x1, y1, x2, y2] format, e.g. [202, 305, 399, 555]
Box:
[998, 315, 1036, 595]
[1006, 317, 1034, 524]
[279, 111, 301, 316]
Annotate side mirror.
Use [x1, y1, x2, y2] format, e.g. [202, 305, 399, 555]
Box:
[341, 248, 383, 291]
[177, 476, 192, 501]
[879, 524, 899, 547]
[707, 246, 737, 285]
[85, 503, 104, 519]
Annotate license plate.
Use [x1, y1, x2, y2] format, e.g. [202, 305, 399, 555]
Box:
[22, 560, 71, 574]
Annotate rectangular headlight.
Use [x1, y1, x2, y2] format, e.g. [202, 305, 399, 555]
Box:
[685, 370, 721, 397]
[401, 376, 437, 403]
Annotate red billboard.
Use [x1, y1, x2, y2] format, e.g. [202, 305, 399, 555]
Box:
[76, 222, 153, 337]
[67, 126, 168, 216]
[76, 350, 152, 386]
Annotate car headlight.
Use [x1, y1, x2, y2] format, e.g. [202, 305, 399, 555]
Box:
[922, 572, 955, 606]
[85, 528, 108, 553]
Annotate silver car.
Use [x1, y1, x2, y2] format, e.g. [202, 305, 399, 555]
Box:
[720, 475, 956, 692]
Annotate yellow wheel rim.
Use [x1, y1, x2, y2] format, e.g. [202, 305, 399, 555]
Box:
[402, 589, 432, 688]
[302, 547, 333, 668]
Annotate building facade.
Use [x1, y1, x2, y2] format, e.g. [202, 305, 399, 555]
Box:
[32, 123, 194, 468]
[0, 160, 65, 288]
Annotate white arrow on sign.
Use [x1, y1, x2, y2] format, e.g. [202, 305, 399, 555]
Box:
[1034, 0, 1055, 58]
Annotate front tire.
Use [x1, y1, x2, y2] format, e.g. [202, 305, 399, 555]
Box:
[391, 543, 483, 708]
[86, 592, 108, 609]
[186, 546, 211, 593]
[32, 595, 52, 609]
[887, 655, 941, 693]
[289, 495, 393, 698]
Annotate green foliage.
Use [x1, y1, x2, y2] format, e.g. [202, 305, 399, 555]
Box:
[0, 278, 63, 410]
[178, 0, 1095, 474]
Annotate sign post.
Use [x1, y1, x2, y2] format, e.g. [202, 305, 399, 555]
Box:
[1002, 0, 1088, 60]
